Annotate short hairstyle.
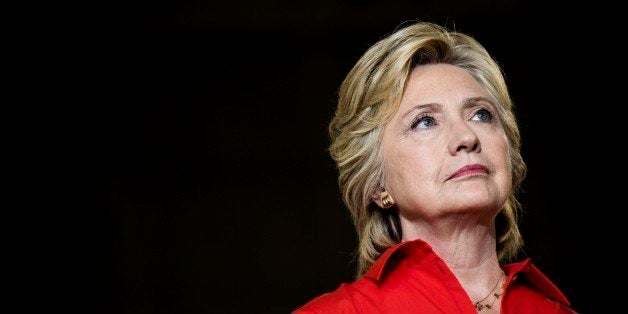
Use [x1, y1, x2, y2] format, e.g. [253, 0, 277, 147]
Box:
[328, 21, 527, 277]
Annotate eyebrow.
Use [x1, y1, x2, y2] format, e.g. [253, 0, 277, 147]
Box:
[401, 103, 441, 121]
[462, 97, 496, 109]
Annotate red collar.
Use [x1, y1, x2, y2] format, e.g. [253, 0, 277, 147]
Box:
[364, 239, 570, 305]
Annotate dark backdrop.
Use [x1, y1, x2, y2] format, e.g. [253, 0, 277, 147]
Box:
[66, 1, 622, 313]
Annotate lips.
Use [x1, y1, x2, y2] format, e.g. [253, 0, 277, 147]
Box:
[448, 164, 489, 180]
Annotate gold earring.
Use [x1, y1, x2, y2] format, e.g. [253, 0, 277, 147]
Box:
[382, 195, 392, 208]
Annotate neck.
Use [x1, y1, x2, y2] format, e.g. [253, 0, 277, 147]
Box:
[399, 212, 503, 306]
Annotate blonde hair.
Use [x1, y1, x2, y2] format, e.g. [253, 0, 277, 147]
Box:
[328, 21, 527, 278]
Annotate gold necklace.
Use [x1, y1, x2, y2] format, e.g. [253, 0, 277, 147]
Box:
[473, 271, 505, 311]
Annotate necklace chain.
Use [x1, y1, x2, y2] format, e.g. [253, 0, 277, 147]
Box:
[473, 271, 505, 311]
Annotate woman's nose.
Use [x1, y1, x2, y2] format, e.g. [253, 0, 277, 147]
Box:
[448, 121, 481, 155]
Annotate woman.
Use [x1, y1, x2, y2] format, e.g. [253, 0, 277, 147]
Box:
[293, 22, 575, 313]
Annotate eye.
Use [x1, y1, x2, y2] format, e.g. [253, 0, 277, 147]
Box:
[472, 108, 493, 122]
[411, 114, 437, 129]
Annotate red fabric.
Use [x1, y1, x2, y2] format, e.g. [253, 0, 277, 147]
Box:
[293, 239, 576, 313]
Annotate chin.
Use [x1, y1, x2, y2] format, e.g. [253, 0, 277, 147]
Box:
[448, 190, 504, 214]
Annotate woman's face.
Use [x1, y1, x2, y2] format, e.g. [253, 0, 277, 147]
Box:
[381, 63, 511, 220]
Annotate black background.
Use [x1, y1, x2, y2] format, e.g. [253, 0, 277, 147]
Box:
[57, 1, 622, 313]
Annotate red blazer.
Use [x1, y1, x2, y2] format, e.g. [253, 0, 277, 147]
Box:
[294, 239, 576, 313]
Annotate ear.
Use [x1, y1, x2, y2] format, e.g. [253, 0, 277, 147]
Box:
[372, 191, 394, 209]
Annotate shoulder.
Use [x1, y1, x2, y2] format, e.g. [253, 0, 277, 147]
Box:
[503, 259, 578, 313]
[292, 240, 444, 313]
[291, 281, 374, 314]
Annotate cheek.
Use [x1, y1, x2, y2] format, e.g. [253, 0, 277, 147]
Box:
[496, 144, 510, 172]
[385, 145, 437, 191]
[492, 136, 512, 191]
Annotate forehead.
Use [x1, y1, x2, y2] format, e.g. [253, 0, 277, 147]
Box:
[400, 64, 489, 106]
